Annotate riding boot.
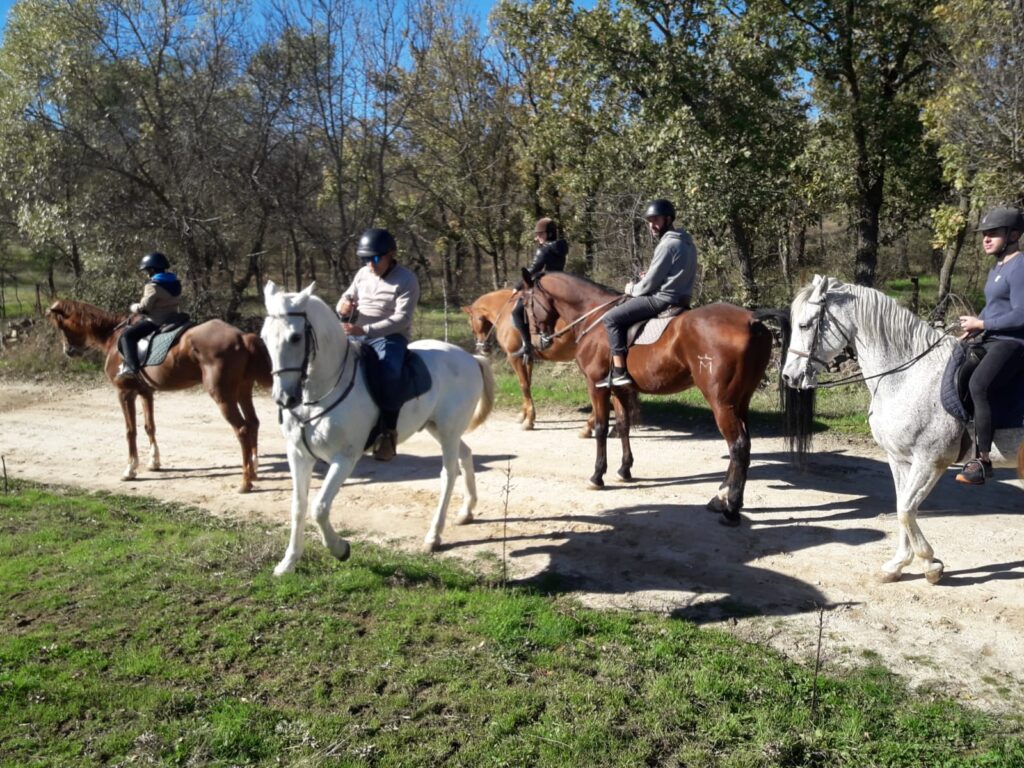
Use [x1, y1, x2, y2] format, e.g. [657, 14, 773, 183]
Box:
[373, 410, 399, 461]
[116, 339, 140, 382]
[510, 301, 533, 361]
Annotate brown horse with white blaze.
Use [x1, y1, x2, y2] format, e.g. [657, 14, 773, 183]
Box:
[521, 271, 808, 525]
[47, 298, 273, 492]
[461, 287, 636, 435]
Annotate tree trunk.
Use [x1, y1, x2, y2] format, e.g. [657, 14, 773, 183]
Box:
[937, 191, 972, 307]
[728, 212, 757, 305]
[853, 172, 884, 288]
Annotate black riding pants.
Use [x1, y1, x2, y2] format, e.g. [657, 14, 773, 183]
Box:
[603, 296, 670, 356]
[118, 319, 159, 371]
[968, 338, 1024, 453]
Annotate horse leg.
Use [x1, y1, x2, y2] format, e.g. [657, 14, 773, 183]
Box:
[705, 407, 750, 527]
[589, 388, 611, 488]
[880, 459, 944, 584]
[239, 386, 260, 476]
[212, 393, 254, 494]
[140, 390, 160, 471]
[879, 458, 915, 582]
[580, 411, 595, 439]
[454, 438, 478, 525]
[309, 454, 357, 563]
[422, 425, 463, 552]
[117, 388, 140, 481]
[612, 393, 634, 482]
[509, 353, 535, 430]
[275, 445, 315, 575]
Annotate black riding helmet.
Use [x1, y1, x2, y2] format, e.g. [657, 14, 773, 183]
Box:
[976, 206, 1024, 234]
[643, 199, 676, 220]
[138, 251, 170, 273]
[356, 228, 397, 261]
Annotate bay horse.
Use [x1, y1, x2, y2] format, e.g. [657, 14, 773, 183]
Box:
[47, 298, 272, 492]
[782, 275, 1024, 584]
[262, 281, 495, 572]
[521, 270, 807, 525]
[461, 287, 635, 435]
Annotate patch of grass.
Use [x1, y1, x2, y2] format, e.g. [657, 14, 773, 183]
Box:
[1, 481, 1022, 767]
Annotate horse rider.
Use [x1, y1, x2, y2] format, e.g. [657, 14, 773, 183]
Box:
[116, 251, 183, 382]
[597, 199, 698, 388]
[954, 205, 1024, 485]
[510, 217, 568, 359]
[336, 227, 421, 462]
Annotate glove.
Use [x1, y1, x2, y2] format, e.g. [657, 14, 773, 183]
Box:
[130, 303, 141, 314]
[624, 281, 635, 295]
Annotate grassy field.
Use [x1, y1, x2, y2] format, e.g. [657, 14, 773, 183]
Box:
[1, 481, 1022, 767]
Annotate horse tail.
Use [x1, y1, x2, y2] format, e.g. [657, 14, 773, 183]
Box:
[243, 332, 274, 390]
[751, 308, 815, 461]
[468, 354, 496, 432]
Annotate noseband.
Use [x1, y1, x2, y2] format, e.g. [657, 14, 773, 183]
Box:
[787, 295, 852, 371]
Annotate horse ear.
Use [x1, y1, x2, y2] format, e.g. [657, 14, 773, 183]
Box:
[460, 305, 471, 315]
[264, 280, 280, 301]
[521, 268, 533, 287]
[299, 282, 316, 299]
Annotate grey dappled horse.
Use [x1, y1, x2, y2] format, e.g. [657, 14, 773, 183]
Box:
[782, 275, 1023, 584]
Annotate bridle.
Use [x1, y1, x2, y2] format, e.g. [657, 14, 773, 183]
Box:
[266, 310, 354, 409]
[522, 279, 622, 349]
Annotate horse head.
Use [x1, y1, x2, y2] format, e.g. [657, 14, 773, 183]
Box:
[461, 301, 495, 354]
[262, 281, 344, 410]
[520, 269, 560, 348]
[47, 303, 95, 360]
[783, 275, 856, 389]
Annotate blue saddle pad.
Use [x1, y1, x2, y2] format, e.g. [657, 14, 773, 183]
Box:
[941, 341, 1024, 428]
[141, 318, 193, 368]
[357, 345, 432, 411]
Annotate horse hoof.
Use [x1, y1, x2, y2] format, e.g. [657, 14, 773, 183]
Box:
[718, 511, 742, 527]
[147, 463, 160, 471]
[521, 421, 534, 431]
[589, 476, 605, 489]
[121, 472, 137, 482]
[578, 429, 593, 439]
[706, 496, 727, 514]
[876, 569, 903, 584]
[330, 540, 351, 562]
[455, 511, 474, 525]
[422, 538, 441, 553]
[273, 561, 295, 576]
[237, 482, 253, 494]
[616, 469, 633, 482]
[925, 561, 944, 584]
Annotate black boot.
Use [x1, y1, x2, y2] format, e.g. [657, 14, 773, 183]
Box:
[373, 410, 399, 461]
[510, 300, 533, 360]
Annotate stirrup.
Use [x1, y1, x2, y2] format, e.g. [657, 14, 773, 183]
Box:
[372, 429, 398, 462]
[955, 458, 991, 485]
[115, 364, 138, 382]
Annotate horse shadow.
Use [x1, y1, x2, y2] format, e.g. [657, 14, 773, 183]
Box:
[253, 451, 516, 485]
[454, 497, 877, 624]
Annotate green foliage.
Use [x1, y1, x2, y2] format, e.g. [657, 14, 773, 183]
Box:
[1, 482, 1022, 766]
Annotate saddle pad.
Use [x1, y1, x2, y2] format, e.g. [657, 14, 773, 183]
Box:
[629, 306, 687, 347]
[141, 321, 194, 368]
[940, 341, 1024, 428]
[358, 344, 433, 411]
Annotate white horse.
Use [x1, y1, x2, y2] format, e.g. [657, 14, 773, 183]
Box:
[261, 281, 495, 574]
[782, 275, 1023, 584]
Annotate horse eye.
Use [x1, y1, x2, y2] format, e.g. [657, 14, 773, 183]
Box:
[288, 332, 302, 344]
[798, 322, 811, 330]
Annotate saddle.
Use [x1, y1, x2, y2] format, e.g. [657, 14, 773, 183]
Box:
[940, 337, 1024, 427]
[125, 314, 194, 368]
[357, 344, 432, 411]
[357, 344, 433, 451]
[626, 304, 688, 348]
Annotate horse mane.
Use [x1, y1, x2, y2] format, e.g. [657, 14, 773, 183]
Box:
[797, 279, 952, 355]
[50, 298, 125, 333]
[539, 271, 619, 297]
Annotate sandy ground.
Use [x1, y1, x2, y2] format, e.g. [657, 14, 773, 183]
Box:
[1, 378, 1023, 711]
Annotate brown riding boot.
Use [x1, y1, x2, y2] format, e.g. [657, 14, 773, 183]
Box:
[372, 429, 398, 461]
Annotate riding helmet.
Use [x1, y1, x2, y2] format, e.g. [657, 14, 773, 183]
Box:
[138, 251, 170, 272]
[534, 217, 557, 240]
[976, 206, 1024, 233]
[356, 228, 397, 260]
[643, 199, 676, 220]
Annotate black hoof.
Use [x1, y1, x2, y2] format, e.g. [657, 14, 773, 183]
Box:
[589, 475, 605, 488]
[617, 468, 633, 482]
[718, 510, 742, 527]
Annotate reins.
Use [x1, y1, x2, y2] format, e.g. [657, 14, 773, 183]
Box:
[528, 289, 624, 345]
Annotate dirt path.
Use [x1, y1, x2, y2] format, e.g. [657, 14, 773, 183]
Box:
[2, 379, 1023, 710]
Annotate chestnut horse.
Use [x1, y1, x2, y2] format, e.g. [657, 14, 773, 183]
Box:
[522, 271, 807, 525]
[461, 287, 635, 436]
[47, 299, 272, 492]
